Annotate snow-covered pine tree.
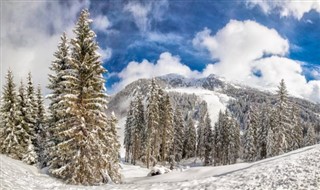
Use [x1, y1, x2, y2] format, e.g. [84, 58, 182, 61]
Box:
[0, 71, 28, 159]
[46, 32, 70, 168]
[203, 113, 213, 166]
[304, 124, 316, 146]
[290, 103, 303, 150]
[134, 92, 145, 163]
[213, 110, 240, 165]
[274, 79, 291, 155]
[48, 9, 121, 185]
[16, 81, 38, 164]
[213, 111, 224, 166]
[106, 112, 121, 182]
[160, 94, 174, 162]
[257, 102, 270, 160]
[197, 107, 206, 159]
[266, 108, 277, 158]
[124, 100, 134, 163]
[243, 105, 258, 162]
[129, 91, 145, 165]
[183, 115, 197, 159]
[228, 113, 240, 164]
[35, 85, 46, 165]
[172, 107, 185, 162]
[145, 78, 160, 168]
[25, 73, 38, 148]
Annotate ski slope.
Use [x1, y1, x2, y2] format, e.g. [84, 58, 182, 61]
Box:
[1, 145, 319, 189]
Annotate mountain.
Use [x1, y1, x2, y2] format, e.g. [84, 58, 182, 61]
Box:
[108, 74, 320, 130]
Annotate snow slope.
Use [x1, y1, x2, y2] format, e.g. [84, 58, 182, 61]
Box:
[1, 145, 320, 189]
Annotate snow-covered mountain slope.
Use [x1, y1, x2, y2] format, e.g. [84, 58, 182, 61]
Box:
[1, 145, 320, 189]
[108, 74, 320, 153]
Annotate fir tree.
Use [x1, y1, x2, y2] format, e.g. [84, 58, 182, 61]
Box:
[48, 9, 120, 185]
[267, 108, 277, 158]
[0, 70, 28, 159]
[46, 32, 70, 168]
[213, 111, 224, 166]
[203, 113, 213, 166]
[197, 112, 206, 159]
[124, 101, 134, 162]
[304, 124, 316, 146]
[257, 103, 270, 160]
[159, 94, 174, 162]
[25, 73, 38, 147]
[171, 107, 185, 162]
[183, 116, 197, 159]
[145, 79, 160, 168]
[35, 85, 46, 165]
[228, 113, 240, 164]
[131, 92, 145, 164]
[274, 79, 291, 155]
[243, 105, 258, 162]
[17, 81, 37, 164]
[290, 103, 303, 150]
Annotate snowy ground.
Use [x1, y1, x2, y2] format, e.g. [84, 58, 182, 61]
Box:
[1, 145, 320, 189]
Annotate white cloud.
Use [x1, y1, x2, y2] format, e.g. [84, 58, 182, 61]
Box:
[113, 52, 200, 91]
[193, 19, 320, 102]
[124, 2, 151, 32]
[93, 15, 111, 32]
[123, 0, 169, 32]
[0, 1, 90, 95]
[99, 47, 112, 62]
[246, 0, 320, 19]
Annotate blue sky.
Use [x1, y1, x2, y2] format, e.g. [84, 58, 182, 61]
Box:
[1, 0, 320, 102]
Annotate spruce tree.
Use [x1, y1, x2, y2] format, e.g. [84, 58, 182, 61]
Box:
[48, 9, 120, 185]
[197, 114, 206, 159]
[290, 103, 303, 150]
[183, 116, 197, 159]
[46, 32, 70, 168]
[267, 108, 277, 158]
[228, 113, 240, 164]
[172, 107, 185, 162]
[16, 80, 37, 164]
[304, 124, 316, 146]
[274, 79, 291, 155]
[203, 113, 213, 166]
[159, 94, 174, 162]
[243, 105, 258, 162]
[131, 92, 145, 164]
[213, 111, 224, 166]
[0, 70, 28, 159]
[124, 100, 134, 162]
[145, 79, 160, 168]
[257, 103, 270, 160]
[25, 73, 38, 148]
[35, 85, 46, 165]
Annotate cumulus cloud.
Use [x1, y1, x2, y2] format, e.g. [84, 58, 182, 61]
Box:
[193, 19, 320, 102]
[113, 52, 200, 91]
[246, 0, 320, 19]
[0, 1, 90, 95]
